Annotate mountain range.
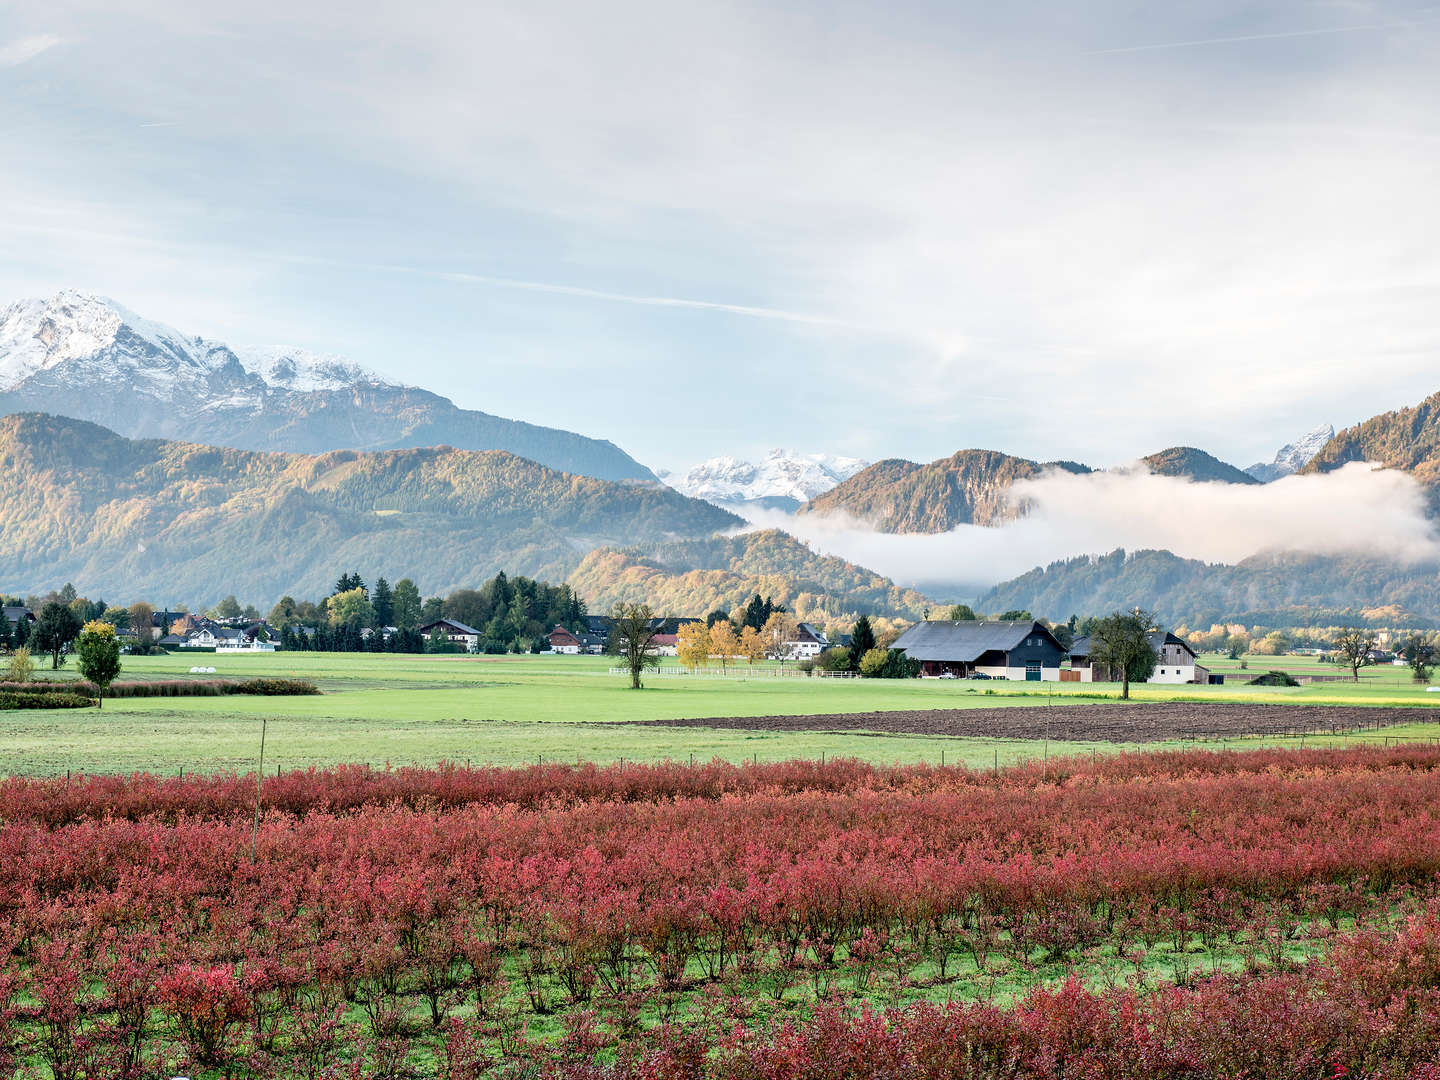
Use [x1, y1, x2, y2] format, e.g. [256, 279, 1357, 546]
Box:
[0, 412, 734, 603]
[0, 292, 654, 483]
[9, 289, 1440, 628]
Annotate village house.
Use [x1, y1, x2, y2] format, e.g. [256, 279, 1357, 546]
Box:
[890, 619, 1067, 680]
[417, 617, 481, 652]
[784, 622, 829, 659]
[1067, 630, 1210, 685]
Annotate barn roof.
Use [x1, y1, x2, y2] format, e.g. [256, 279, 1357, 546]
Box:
[1070, 630, 1191, 659]
[891, 620, 1054, 662]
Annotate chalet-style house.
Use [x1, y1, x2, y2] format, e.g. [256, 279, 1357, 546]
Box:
[417, 618, 481, 652]
[891, 620, 1066, 680]
[784, 623, 829, 659]
[549, 625, 584, 654]
[1067, 630, 1210, 685]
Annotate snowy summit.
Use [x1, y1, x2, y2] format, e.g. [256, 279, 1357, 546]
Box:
[662, 449, 868, 509]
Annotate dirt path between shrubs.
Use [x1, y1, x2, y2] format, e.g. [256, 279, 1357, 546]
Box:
[637, 702, 1440, 743]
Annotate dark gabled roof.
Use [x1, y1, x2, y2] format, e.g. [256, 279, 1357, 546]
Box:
[418, 618, 480, 636]
[892, 620, 1057, 662]
[581, 615, 613, 633]
[794, 622, 828, 643]
[1070, 630, 1193, 659]
[3, 605, 34, 623]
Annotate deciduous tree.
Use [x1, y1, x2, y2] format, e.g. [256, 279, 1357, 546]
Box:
[75, 620, 122, 708]
[1333, 628, 1378, 683]
[1089, 610, 1158, 700]
[611, 602, 662, 689]
[128, 601, 154, 644]
[739, 625, 765, 666]
[676, 621, 710, 672]
[708, 621, 740, 673]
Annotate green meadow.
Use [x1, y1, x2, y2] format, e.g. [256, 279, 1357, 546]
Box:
[4, 650, 1439, 777]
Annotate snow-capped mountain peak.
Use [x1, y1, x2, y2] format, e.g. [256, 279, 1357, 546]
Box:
[663, 448, 868, 505]
[1245, 424, 1335, 482]
[0, 291, 386, 398]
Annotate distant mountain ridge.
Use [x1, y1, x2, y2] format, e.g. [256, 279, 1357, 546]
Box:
[1305, 391, 1440, 491]
[661, 449, 868, 511]
[1246, 424, 1334, 482]
[798, 450, 1094, 532]
[0, 292, 655, 483]
[978, 547, 1440, 627]
[570, 529, 930, 623]
[1140, 447, 1258, 485]
[0, 412, 733, 603]
[796, 444, 1258, 534]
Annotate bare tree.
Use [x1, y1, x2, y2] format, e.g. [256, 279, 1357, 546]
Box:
[1333, 628, 1378, 683]
[610, 602, 662, 689]
[1089, 609, 1158, 701]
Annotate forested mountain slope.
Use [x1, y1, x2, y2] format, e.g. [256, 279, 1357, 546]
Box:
[0, 413, 736, 603]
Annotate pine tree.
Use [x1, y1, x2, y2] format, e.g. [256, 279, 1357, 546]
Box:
[0, 614, 11, 651]
[372, 577, 394, 627]
[14, 613, 29, 649]
[851, 615, 877, 669]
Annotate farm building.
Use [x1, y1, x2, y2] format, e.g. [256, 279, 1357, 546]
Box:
[890, 620, 1066, 680]
[1067, 630, 1210, 685]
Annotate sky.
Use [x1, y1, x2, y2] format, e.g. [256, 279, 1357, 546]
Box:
[2, 0, 1439, 475]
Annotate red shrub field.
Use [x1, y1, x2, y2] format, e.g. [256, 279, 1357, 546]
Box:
[5, 747, 1440, 1077]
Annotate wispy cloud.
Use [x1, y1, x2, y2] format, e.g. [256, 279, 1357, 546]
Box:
[0, 33, 61, 68]
[1087, 13, 1440, 54]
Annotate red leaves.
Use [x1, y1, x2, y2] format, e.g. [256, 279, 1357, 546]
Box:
[9, 746, 1440, 1074]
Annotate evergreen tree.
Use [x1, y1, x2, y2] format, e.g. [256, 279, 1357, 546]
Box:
[0, 614, 11, 651]
[13, 613, 29, 648]
[850, 615, 877, 666]
[392, 578, 422, 630]
[372, 577, 394, 627]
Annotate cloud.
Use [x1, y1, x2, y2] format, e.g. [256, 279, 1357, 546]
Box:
[733, 463, 1440, 595]
[0, 33, 60, 67]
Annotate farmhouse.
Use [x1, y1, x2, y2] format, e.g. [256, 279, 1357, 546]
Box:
[417, 618, 481, 652]
[1067, 630, 1210, 685]
[784, 622, 830, 659]
[891, 619, 1066, 680]
[549, 625, 584, 654]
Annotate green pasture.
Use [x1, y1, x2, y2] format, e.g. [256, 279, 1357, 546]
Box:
[4, 651, 1440, 777]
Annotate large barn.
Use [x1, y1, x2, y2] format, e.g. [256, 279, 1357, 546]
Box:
[890, 619, 1067, 680]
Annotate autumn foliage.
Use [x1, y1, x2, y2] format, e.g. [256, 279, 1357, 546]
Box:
[7, 747, 1440, 1075]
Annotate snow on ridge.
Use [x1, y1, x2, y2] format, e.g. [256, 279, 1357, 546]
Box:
[0, 290, 395, 396]
[668, 448, 868, 503]
[1245, 424, 1335, 482]
[229, 344, 386, 393]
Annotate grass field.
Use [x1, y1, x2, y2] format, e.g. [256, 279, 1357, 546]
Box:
[4, 650, 1439, 776]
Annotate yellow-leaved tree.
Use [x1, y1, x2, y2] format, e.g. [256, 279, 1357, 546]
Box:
[676, 621, 710, 672]
[739, 626, 765, 666]
[708, 621, 740, 673]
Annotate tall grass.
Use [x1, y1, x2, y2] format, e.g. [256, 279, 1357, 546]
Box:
[0, 677, 319, 699]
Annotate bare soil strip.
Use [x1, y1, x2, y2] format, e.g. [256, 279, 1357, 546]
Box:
[638, 703, 1440, 744]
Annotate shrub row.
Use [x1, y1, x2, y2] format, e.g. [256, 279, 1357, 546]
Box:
[0, 691, 93, 710]
[0, 677, 318, 700]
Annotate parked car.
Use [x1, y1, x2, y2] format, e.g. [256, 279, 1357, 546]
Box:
[967, 672, 993, 680]
[938, 671, 959, 680]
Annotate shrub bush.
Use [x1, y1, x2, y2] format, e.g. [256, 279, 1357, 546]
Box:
[0, 690, 93, 709]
